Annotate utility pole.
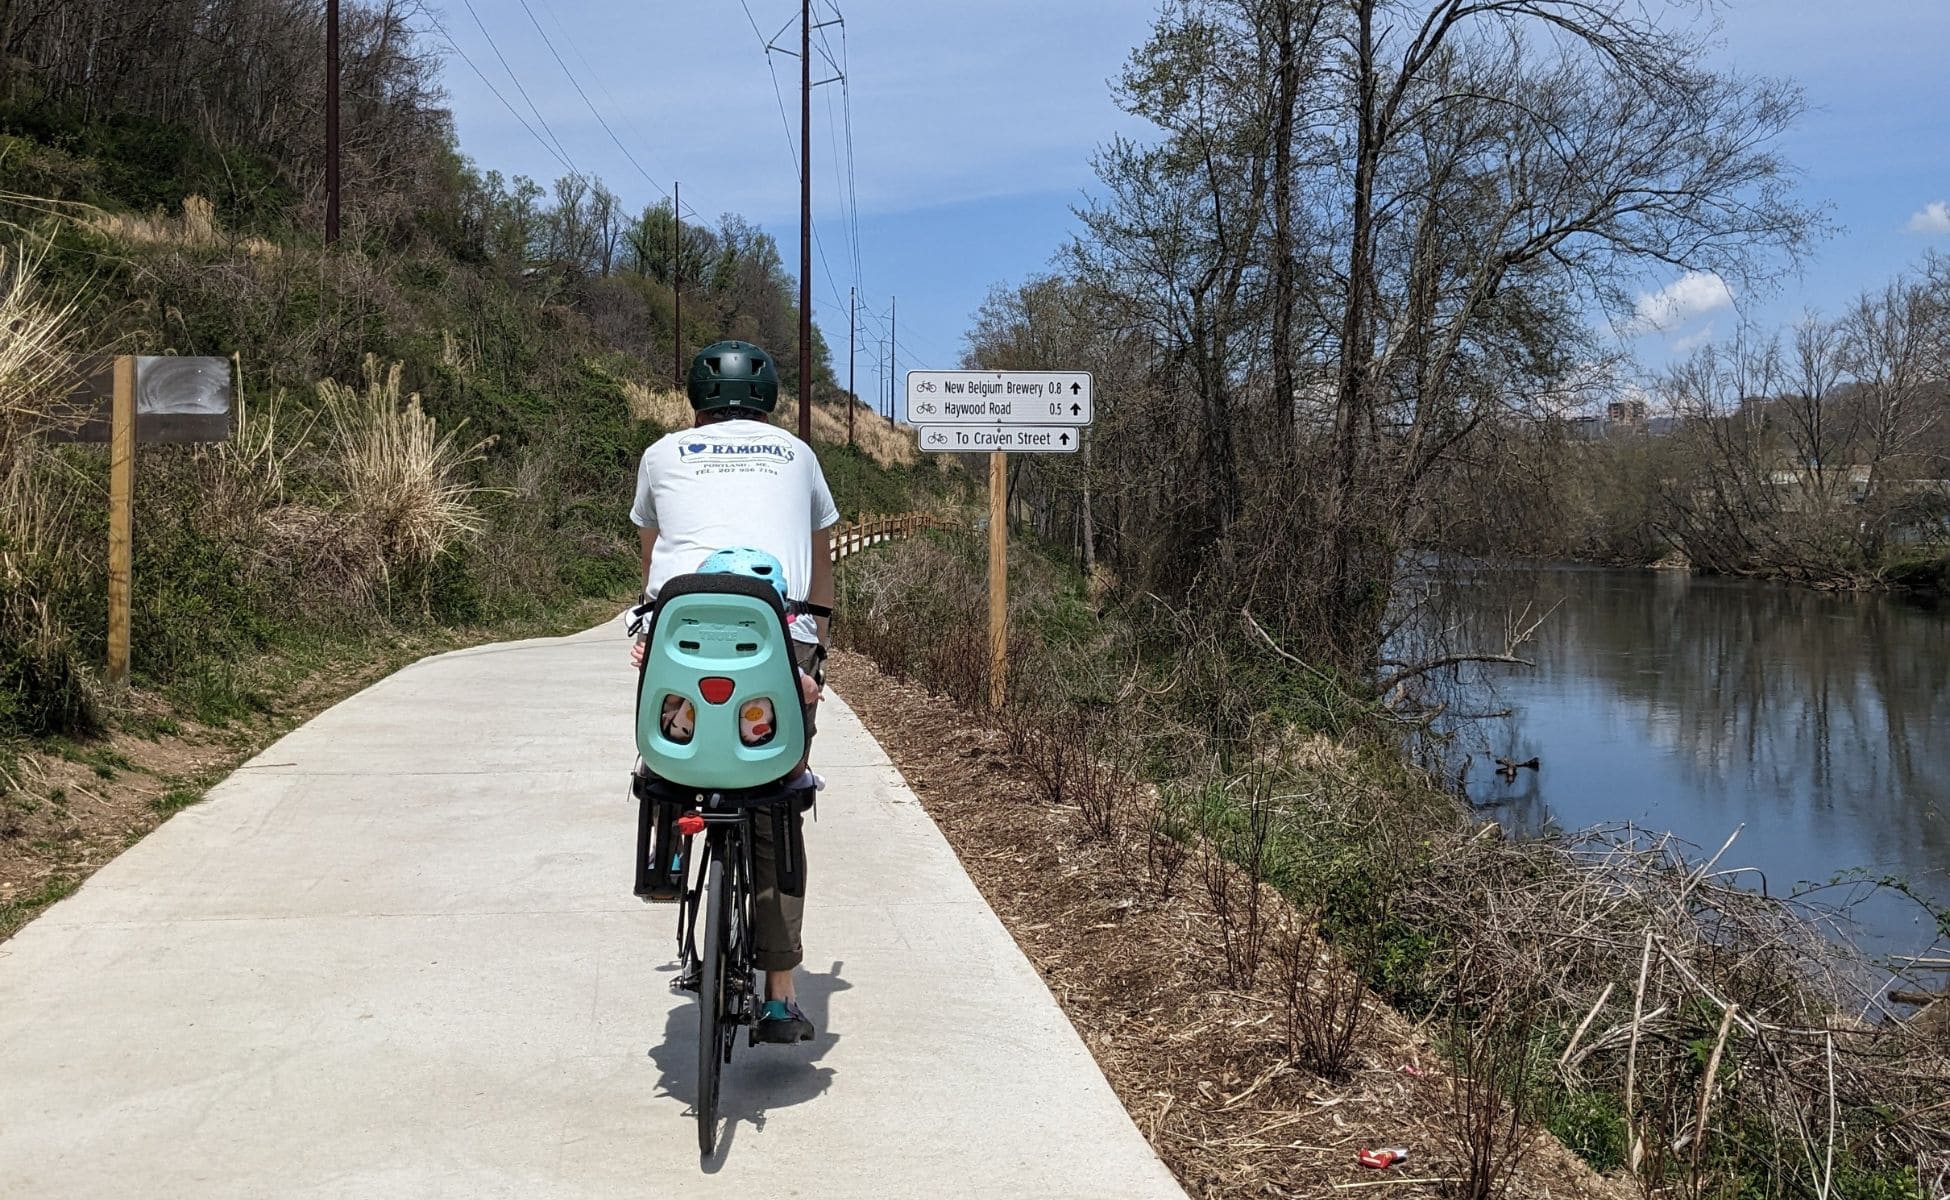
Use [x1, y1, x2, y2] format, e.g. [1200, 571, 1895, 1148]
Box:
[797, 0, 814, 442]
[847, 285, 856, 448]
[672, 181, 682, 385]
[325, 0, 340, 244]
[889, 295, 897, 423]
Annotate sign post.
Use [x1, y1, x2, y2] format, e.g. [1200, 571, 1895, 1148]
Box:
[52, 354, 235, 686]
[910, 369, 1093, 710]
[107, 356, 135, 687]
[988, 452, 1007, 710]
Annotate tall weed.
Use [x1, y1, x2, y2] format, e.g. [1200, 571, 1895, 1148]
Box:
[0, 241, 82, 450]
[0, 449, 99, 736]
[320, 355, 488, 575]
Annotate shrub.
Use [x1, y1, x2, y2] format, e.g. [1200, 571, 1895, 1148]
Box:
[0, 448, 100, 738]
[319, 355, 488, 582]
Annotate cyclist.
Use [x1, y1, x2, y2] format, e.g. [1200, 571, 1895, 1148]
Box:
[629, 340, 838, 1045]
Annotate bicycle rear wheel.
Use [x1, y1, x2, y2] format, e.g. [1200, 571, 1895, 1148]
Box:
[696, 856, 726, 1155]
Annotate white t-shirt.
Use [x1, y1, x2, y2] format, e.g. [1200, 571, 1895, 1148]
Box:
[630, 420, 840, 644]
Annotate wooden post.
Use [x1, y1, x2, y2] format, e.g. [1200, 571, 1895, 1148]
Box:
[988, 452, 1007, 709]
[107, 354, 136, 687]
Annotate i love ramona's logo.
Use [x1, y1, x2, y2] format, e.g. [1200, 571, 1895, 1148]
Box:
[677, 439, 796, 463]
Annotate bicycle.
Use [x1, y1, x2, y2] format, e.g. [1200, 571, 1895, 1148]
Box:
[634, 775, 798, 1154]
[628, 568, 811, 1156]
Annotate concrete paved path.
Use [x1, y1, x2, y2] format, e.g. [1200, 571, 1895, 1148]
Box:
[0, 627, 1186, 1200]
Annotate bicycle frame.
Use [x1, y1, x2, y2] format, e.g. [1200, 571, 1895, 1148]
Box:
[677, 799, 759, 1012]
[641, 779, 791, 990]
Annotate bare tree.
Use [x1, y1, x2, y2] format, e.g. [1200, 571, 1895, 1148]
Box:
[1316, 0, 1817, 664]
[1655, 265, 1949, 583]
[1839, 274, 1949, 559]
[3, 0, 448, 234]
[1001, 0, 1820, 675]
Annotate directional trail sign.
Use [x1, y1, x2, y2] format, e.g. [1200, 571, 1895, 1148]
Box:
[911, 368, 1096, 710]
[919, 425, 1081, 454]
[906, 370, 1092, 426]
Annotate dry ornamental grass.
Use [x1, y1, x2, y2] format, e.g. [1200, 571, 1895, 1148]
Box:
[0, 241, 82, 447]
[318, 355, 488, 571]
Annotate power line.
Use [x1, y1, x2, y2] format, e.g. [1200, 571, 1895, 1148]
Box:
[514, 0, 667, 198]
[841, 286, 950, 366]
[816, 296, 947, 374]
[530, 0, 672, 202]
[736, 0, 768, 40]
[798, 0, 812, 439]
[839, 32, 864, 286]
[741, 0, 871, 424]
[741, 1, 802, 173]
[814, 9, 863, 288]
[427, 11, 577, 179]
[457, 0, 584, 182]
[808, 9, 863, 309]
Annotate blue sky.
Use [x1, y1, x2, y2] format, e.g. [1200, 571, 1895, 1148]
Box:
[431, 1, 1950, 415]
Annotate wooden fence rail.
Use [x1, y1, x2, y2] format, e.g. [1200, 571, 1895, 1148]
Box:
[831, 512, 947, 563]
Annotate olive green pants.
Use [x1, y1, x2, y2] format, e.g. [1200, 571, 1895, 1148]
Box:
[751, 639, 821, 972]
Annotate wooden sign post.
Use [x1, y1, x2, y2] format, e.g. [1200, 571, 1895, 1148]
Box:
[988, 451, 1007, 710]
[909, 369, 1094, 711]
[107, 355, 136, 686]
[50, 353, 236, 687]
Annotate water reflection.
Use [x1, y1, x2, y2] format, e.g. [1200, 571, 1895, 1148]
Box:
[1411, 564, 1950, 956]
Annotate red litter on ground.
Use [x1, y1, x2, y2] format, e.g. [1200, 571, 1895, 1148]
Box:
[1357, 1147, 1410, 1169]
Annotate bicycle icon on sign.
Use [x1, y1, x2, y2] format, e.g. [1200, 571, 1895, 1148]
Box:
[915, 380, 937, 394]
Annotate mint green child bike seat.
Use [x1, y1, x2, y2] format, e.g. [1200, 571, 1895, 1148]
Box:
[634, 572, 807, 791]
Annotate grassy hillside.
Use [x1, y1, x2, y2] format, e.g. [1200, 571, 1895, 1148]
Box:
[0, 94, 949, 932]
[0, 105, 939, 733]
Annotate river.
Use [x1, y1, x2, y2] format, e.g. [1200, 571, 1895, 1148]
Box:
[1413, 563, 1950, 960]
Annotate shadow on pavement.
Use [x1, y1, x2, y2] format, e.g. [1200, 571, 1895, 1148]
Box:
[648, 959, 852, 1169]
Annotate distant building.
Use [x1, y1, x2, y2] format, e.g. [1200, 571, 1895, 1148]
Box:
[1565, 414, 1607, 441]
[1766, 464, 1873, 508]
[1607, 398, 1649, 425]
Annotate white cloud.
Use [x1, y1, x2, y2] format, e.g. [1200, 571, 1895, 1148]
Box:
[1906, 201, 1950, 234]
[1632, 272, 1735, 333]
[1671, 323, 1717, 355]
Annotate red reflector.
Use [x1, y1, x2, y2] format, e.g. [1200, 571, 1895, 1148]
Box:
[698, 677, 735, 705]
[676, 813, 705, 837]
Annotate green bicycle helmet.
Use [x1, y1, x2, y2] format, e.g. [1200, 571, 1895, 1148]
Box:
[687, 340, 779, 415]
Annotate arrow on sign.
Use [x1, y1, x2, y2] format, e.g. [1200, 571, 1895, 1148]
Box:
[1070, 382, 1082, 395]
[1060, 431, 1071, 446]
[1069, 403, 1081, 416]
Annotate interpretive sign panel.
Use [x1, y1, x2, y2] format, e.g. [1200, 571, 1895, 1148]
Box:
[49, 355, 234, 443]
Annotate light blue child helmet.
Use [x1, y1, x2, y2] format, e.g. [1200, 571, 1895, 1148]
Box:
[697, 547, 789, 603]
